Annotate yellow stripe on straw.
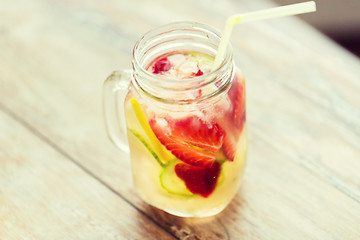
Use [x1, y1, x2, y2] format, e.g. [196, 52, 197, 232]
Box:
[212, 1, 317, 70]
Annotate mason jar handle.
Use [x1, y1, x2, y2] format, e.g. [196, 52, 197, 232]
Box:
[103, 70, 131, 152]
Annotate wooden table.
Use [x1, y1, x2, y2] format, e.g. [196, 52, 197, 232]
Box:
[1, 0, 360, 239]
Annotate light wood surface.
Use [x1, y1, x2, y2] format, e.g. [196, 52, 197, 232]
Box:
[1, 0, 360, 239]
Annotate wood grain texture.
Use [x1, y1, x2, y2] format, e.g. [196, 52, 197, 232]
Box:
[0, 111, 175, 240]
[0, 0, 360, 239]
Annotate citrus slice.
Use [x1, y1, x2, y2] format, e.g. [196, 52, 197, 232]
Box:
[127, 129, 164, 167]
[160, 160, 194, 196]
[129, 97, 173, 165]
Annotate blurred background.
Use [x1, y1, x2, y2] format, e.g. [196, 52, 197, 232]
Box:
[274, 0, 360, 57]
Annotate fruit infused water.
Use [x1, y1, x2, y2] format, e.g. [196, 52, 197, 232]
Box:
[104, 4, 316, 217]
[124, 51, 247, 217]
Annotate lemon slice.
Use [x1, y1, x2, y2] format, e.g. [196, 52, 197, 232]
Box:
[130, 97, 173, 165]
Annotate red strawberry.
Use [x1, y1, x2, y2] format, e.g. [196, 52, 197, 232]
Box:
[152, 58, 171, 74]
[222, 131, 237, 161]
[228, 74, 246, 130]
[218, 74, 246, 161]
[170, 117, 224, 153]
[175, 162, 221, 197]
[149, 116, 225, 168]
[194, 69, 203, 76]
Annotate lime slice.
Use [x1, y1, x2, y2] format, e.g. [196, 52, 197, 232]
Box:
[160, 160, 194, 197]
[129, 97, 173, 165]
[128, 129, 164, 167]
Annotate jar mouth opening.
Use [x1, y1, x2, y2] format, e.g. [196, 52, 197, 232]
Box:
[132, 21, 233, 91]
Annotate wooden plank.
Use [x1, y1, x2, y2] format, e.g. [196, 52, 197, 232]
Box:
[1, 0, 360, 239]
[230, 16, 360, 202]
[0, 110, 175, 240]
[139, 130, 360, 239]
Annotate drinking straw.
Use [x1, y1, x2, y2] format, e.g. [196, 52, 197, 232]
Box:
[212, 1, 317, 70]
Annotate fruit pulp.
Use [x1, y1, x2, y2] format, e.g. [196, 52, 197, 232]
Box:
[124, 51, 247, 217]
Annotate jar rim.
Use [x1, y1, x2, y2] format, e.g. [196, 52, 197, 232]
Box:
[132, 21, 234, 88]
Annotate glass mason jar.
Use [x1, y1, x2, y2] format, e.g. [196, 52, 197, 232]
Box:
[103, 22, 247, 217]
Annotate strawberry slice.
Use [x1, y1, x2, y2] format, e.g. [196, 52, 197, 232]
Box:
[219, 74, 246, 161]
[175, 162, 221, 197]
[152, 57, 171, 74]
[194, 69, 203, 76]
[222, 130, 237, 161]
[149, 116, 225, 168]
[170, 117, 224, 153]
[214, 115, 238, 162]
[228, 74, 246, 130]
